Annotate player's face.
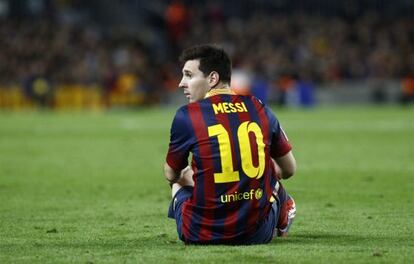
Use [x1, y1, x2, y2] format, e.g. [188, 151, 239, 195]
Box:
[179, 60, 210, 103]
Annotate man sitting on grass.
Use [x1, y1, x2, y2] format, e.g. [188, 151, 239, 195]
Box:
[164, 44, 297, 244]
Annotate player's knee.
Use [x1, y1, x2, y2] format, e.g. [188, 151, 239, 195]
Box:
[171, 183, 183, 198]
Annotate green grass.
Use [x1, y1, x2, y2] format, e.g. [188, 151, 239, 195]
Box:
[1, 105, 413, 263]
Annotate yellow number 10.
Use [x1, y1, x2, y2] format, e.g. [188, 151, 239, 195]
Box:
[207, 121, 265, 183]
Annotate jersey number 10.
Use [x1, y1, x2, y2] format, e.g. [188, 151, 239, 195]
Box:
[208, 121, 265, 183]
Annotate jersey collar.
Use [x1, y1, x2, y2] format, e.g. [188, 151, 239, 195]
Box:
[205, 88, 235, 98]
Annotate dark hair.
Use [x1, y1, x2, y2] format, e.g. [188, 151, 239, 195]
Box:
[179, 44, 232, 83]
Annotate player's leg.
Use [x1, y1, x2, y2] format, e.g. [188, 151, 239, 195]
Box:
[274, 181, 296, 237]
[271, 159, 296, 237]
[168, 166, 194, 242]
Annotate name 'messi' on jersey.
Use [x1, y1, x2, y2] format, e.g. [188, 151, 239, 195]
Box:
[212, 102, 248, 115]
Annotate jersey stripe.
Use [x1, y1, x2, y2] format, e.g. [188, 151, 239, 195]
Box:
[251, 97, 274, 220]
[231, 95, 255, 239]
[180, 105, 196, 241]
[187, 101, 214, 241]
[239, 96, 263, 236]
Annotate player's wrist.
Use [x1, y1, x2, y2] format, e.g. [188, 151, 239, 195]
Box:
[166, 173, 181, 185]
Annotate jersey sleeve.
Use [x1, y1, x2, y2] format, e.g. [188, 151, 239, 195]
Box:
[265, 106, 292, 158]
[166, 107, 194, 172]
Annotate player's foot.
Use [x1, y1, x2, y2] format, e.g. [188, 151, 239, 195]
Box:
[277, 195, 296, 237]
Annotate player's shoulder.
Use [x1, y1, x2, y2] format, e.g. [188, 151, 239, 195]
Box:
[171, 105, 192, 132]
[176, 103, 189, 113]
[174, 101, 205, 118]
[172, 104, 191, 123]
[185, 98, 214, 111]
[250, 95, 265, 106]
[243, 94, 268, 110]
[246, 95, 279, 119]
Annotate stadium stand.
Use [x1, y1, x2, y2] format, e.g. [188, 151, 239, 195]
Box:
[0, 0, 413, 109]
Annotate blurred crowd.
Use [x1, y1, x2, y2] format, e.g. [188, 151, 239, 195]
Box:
[0, 17, 156, 102]
[209, 13, 414, 82]
[1, 0, 414, 108]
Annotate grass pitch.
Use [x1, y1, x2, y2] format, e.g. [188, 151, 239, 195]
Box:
[0, 106, 413, 263]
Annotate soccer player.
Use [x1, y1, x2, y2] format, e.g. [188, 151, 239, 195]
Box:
[164, 44, 297, 245]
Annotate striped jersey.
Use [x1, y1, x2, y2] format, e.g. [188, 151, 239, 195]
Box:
[166, 89, 291, 244]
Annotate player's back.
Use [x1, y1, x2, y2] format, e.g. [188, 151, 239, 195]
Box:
[180, 93, 279, 244]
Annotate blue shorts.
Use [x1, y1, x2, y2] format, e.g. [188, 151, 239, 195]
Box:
[168, 186, 281, 245]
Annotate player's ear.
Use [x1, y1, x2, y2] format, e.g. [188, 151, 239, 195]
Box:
[208, 71, 220, 88]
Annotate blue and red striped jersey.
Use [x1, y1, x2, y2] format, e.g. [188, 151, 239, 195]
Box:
[166, 92, 291, 243]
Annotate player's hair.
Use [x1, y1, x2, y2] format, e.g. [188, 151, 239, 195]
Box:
[179, 44, 232, 84]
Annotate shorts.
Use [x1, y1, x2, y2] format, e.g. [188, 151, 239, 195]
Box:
[168, 186, 281, 245]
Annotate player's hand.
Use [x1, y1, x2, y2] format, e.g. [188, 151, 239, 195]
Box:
[177, 166, 194, 187]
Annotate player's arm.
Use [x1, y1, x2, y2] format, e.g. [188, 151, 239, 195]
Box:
[164, 107, 194, 186]
[274, 151, 296, 179]
[164, 164, 194, 186]
[271, 128, 296, 179]
[265, 105, 296, 179]
[164, 162, 181, 185]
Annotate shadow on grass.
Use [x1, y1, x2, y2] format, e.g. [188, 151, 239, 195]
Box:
[273, 232, 394, 246]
